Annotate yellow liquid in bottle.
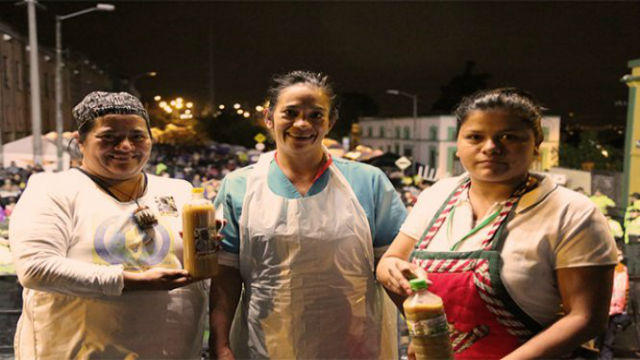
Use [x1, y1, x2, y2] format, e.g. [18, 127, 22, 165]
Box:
[404, 290, 453, 360]
[182, 200, 218, 278]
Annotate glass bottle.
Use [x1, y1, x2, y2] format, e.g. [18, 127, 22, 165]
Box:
[182, 187, 218, 278]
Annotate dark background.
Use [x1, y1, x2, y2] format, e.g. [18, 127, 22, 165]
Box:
[1, 1, 639, 126]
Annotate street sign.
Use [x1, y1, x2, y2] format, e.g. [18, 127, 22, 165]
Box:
[254, 133, 267, 144]
[395, 156, 412, 170]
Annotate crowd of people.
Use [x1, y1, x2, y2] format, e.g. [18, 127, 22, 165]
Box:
[0, 162, 44, 223]
[0, 72, 637, 359]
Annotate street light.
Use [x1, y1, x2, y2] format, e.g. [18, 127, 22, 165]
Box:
[55, 3, 115, 170]
[386, 89, 419, 167]
[386, 88, 418, 124]
[386, 88, 419, 134]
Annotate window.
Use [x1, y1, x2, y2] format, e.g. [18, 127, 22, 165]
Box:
[25, 63, 30, 90]
[429, 126, 438, 140]
[447, 127, 456, 141]
[395, 126, 401, 139]
[429, 147, 437, 168]
[404, 126, 411, 139]
[2, 56, 9, 89]
[367, 126, 373, 137]
[379, 126, 385, 138]
[404, 146, 413, 157]
[43, 71, 49, 97]
[394, 143, 400, 154]
[448, 147, 464, 176]
[15, 61, 23, 91]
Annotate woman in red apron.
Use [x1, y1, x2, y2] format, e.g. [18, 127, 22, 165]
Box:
[377, 88, 617, 359]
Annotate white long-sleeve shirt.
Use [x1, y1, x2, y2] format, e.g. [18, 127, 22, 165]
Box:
[10, 170, 207, 359]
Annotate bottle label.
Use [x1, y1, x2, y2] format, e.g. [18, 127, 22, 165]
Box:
[194, 226, 218, 256]
[406, 314, 449, 337]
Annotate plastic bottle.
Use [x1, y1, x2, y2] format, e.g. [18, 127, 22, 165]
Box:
[403, 278, 453, 360]
[182, 187, 218, 278]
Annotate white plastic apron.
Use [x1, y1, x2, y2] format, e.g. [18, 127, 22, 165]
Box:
[16, 284, 207, 359]
[231, 151, 394, 359]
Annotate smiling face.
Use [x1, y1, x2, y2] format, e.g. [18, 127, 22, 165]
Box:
[79, 114, 151, 181]
[456, 109, 539, 186]
[266, 83, 333, 158]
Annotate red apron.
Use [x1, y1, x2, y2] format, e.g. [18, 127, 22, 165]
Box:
[411, 177, 542, 359]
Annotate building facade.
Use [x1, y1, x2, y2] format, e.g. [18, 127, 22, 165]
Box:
[622, 58, 640, 208]
[359, 115, 560, 178]
[0, 20, 113, 145]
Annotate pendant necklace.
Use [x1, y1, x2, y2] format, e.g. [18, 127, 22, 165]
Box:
[75, 168, 158, 230]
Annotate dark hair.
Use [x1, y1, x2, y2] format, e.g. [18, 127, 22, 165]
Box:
[77, 120, 95, 143]
[266, 70, 339, 124]
[454, 88, 544, 145]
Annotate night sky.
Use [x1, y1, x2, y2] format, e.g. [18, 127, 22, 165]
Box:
[1, 1, 639, 127]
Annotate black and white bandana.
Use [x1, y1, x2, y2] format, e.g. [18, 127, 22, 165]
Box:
[72, 91, 150, 131]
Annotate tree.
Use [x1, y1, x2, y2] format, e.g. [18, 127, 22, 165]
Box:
[558, 131, 622, 171]
[200, 109, 266, 148]
[148, 105, 208, 145]
[431, 61, 491, 113]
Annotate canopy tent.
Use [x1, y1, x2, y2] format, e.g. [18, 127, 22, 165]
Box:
[2, 132, 72, 171]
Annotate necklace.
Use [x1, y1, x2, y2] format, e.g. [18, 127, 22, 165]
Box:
[75, 168, 158, 230]
[419, 174, 539, 252]
[108, 174, 142, 201]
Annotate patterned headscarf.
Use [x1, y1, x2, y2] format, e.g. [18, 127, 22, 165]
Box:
[72, 91, 150, 131]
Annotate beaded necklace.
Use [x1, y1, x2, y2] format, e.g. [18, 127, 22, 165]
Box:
[75, 168, 158, 230]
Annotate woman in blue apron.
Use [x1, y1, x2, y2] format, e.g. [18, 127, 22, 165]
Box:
[376, 88, 617, 359]
[210, 71, 406, 359]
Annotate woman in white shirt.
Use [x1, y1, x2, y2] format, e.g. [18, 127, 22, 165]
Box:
[376, 88, 617, 359]
[10, 92, 207, 359]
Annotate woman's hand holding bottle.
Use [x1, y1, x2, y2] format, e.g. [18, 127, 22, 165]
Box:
[376, 256, 428, 296]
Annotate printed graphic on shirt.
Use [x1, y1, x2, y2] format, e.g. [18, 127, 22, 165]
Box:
[155, 196, 178, 216]
[93, 214, 179, 270]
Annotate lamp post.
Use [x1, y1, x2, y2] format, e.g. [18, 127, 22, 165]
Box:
[386, 89, 418, 131]
[386, 89, 419, 162]
[25, 0, 43, 166]
[55, 3, 115, 171]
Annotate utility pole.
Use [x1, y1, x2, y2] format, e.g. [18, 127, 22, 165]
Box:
[208, 23, 215, 114]
[55, 17, 63, 170]
[26, 0, 43, 165]
[55, 3, 115, 170]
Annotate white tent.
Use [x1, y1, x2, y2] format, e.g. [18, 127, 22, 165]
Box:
[2, 132, 71, 171]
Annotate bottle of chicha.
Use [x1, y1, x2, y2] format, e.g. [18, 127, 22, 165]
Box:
[403, 278, 453, 360]
[182, 187, 218, 278]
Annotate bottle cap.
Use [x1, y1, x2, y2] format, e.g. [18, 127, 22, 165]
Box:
[192, 187, 204, 194]
[409, 278, 428, 291]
